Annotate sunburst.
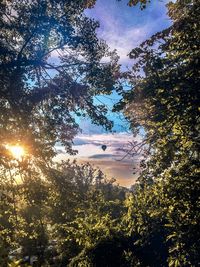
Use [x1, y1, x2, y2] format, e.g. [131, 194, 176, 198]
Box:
[6, 145, 26, 159]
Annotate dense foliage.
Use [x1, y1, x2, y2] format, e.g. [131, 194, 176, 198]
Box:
[0, 0, 119, 164]
[0, 0, 199, 266]
[115, 0, 200, 266]
[0, 160, 127, 266]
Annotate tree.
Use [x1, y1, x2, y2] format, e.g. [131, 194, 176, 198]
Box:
[123, 184, 169, 266]
[0, 184, 15, 266]
[0, 157, 128, 266]
[116, 0, 200, 265]
[118, 0, 150, 9]
[0, 0, 119, 166]
[0, 1, 121, 264]
[45, 160, 126, 265]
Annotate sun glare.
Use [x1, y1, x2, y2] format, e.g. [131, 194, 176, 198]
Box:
[6, 145, 26, 159]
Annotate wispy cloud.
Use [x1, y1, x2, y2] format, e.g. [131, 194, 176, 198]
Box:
[86, 0, 171, 64]
[56, 132, 138, 159]
[89, 154, 114, 159]
[73, 132, 140, 158]
[54, 0, 171, 186]
[55, 132, 142, 187]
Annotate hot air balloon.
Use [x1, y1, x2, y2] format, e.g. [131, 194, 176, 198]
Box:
[101, 145, 107, 151]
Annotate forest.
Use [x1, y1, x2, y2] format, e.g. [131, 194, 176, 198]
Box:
[0, 0, 199, 266]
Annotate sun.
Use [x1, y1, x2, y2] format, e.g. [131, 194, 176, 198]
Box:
[6, 145, 26, 159]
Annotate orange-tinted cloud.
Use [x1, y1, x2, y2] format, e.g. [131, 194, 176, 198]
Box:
[55, 132, 142, 187]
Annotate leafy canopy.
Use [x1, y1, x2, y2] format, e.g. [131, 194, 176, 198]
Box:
[115, 0, 200, 265]
[0, 0, 119, 165]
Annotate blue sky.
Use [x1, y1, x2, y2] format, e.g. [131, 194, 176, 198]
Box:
[58, 0, 172, 187]
[86, 0, 171, 65]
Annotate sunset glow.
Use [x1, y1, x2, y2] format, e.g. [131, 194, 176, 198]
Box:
[6, 145, 26, 159]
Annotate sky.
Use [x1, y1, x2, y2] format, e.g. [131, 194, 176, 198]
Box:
[58, 0, 172, 187]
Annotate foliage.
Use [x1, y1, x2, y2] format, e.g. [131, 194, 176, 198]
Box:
[1, 0, 199, 266]
[0, 160, 128, 266]
[118, 0, 150, 9]
[127, 0, 150, 9]
[123, 184, 169, 266]
[0, 2, 120, 264]
[45, 161, 127, 265]
[115, 0, 200, 265]
[0, 0, 119, 165]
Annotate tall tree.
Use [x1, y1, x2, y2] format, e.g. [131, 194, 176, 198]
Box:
[0, 1, 120, 264]
[116, 0, 200, 265]
[0, 0, 119, 165]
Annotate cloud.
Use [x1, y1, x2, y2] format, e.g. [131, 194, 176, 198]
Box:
[89, 153, 114, 159]
[73, 138, 91, 146]
[55, 132, 143, 187]
[77, 158, 138, 187]
[78, 119, 105, 135]
[73, 132, 139, 157]
[86, 0, 171, 64]
[52, 0, 172, 186]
